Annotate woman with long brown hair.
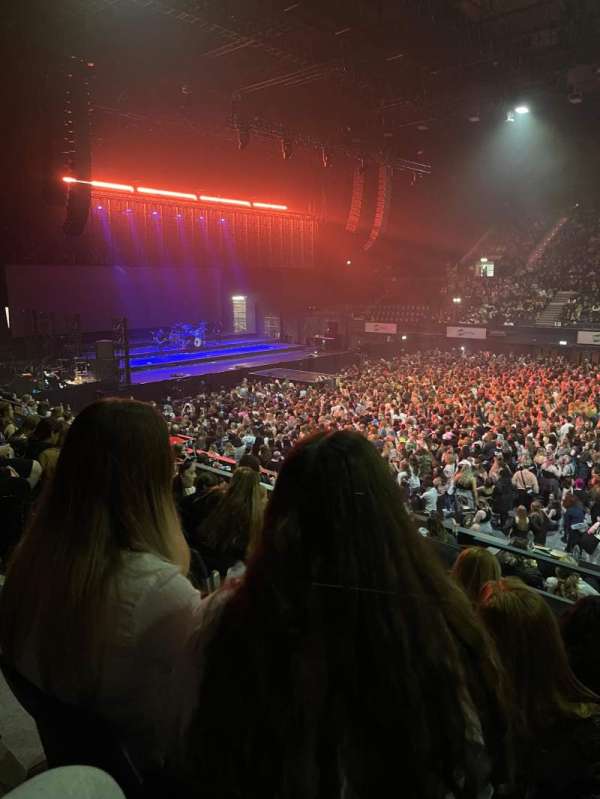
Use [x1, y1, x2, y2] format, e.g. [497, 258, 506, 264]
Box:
[0, 399, 202, 770]
[479, 578, 600, 797]
[185, 431, 509, 798]
[194, 466, 266, 576]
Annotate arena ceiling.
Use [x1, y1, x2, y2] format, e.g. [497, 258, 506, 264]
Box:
[8, 0, 598, 170]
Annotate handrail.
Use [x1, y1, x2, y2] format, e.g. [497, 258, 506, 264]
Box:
[445, 521, 600, 581]
[196, 462, 274, 491]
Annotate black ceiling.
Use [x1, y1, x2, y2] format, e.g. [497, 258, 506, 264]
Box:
[4, 0, 600, 169]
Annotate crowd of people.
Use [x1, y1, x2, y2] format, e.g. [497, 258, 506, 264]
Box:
[445, 203, 600, 327]
[5, 350, 600, 795]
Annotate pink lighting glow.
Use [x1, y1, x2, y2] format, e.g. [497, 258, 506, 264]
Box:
[61, 177, 290, 211]
[199, 195, 251, 207]
[137, 187, 198, 200]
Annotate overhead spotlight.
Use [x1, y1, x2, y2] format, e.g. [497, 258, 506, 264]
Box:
[281, 137, 293, 160]
[346, 259, 352, 265]
[321, 146, 330, 168]
[506, 110, 515, 123]
[514, 105, 529, 114]
[236, 126, 250, 150]
[568, 90, 583, 104]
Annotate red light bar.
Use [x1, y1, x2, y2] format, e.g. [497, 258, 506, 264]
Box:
[60, 177, 290, 210]
[62, 177, 134, 192]
[137, 186, 198, 200]
[199, 195, 251, 207]
[252, 201, 288, 211]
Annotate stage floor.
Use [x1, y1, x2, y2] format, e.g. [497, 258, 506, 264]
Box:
[130, 344, 315, 384]
[129, 340, 290, 369]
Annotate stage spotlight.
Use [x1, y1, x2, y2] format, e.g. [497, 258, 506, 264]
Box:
[346, 259, 352, 265]
[480, 257, 488, 263]
[281, 137, 293, 160]
[401, 335, 407, 341]
[452, 297, 462, 304]
[559, 340, 568, 346]
[96, 205, 103, 210]
[515, 105, 529, 114]
[506, 111, 515, 122]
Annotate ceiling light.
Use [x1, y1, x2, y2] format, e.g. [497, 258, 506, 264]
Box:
[514, 105, 529, 114]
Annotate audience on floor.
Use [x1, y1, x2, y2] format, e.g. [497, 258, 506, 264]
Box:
[4, 349, 600, 795]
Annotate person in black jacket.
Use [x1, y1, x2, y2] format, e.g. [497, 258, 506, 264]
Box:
[492, 468, 514, 528]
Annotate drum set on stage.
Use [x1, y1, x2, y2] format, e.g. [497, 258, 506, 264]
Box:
[152, 321, 210, 351]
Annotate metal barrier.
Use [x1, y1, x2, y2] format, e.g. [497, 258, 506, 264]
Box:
[197, 462, 274, 491]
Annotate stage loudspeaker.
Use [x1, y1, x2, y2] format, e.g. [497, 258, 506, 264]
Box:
[62, 58, 93, 236]
[363, 165, 392, 251]
[63, 181, 91, 236]
[94, 339, 118, 382]
[95, 340, 114, 360]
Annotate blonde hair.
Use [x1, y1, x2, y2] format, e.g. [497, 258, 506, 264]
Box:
[452, 547, 501, 604]
[0, 399, 188, 698]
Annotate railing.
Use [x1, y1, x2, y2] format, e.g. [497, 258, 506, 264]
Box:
[419, 519, 600, 614]
[196, 461, 274, 491]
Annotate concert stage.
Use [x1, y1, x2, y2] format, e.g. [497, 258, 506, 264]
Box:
[123, 335, 311, 385]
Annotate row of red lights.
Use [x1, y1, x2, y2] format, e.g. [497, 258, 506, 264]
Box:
[62, 177, 288, 211]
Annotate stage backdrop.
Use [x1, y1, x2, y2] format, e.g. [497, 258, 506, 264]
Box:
[5, 264, 222, 336]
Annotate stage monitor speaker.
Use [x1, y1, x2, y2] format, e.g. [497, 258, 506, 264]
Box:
[95, 340, 115, 360]
[94, 339, 118, 382]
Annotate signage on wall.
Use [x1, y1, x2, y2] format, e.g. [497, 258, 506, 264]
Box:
[577, 331, 600, 346]
[365, 322, 397, 334]
[446, 326, 487, 340]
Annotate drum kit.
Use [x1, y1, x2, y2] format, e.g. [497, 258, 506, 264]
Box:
[152, 322, 207, 350]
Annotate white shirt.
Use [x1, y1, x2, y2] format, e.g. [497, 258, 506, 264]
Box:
[420, 486, 438, 514]
[17, 551, 205, 769]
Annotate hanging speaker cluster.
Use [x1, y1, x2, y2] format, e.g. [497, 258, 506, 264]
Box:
[63, 57, 94, 236]
[345, 164, 365, 233]
[363, 165, 392, 251]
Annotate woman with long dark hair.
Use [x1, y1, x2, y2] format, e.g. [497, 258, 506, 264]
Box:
[185, 431, 509, 798]
[479, 578, 600, 797]
[194, 466, 266, 576]
[0, 399, 202, 770]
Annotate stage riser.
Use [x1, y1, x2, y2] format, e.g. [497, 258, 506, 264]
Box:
[127, 342, 302, 372]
